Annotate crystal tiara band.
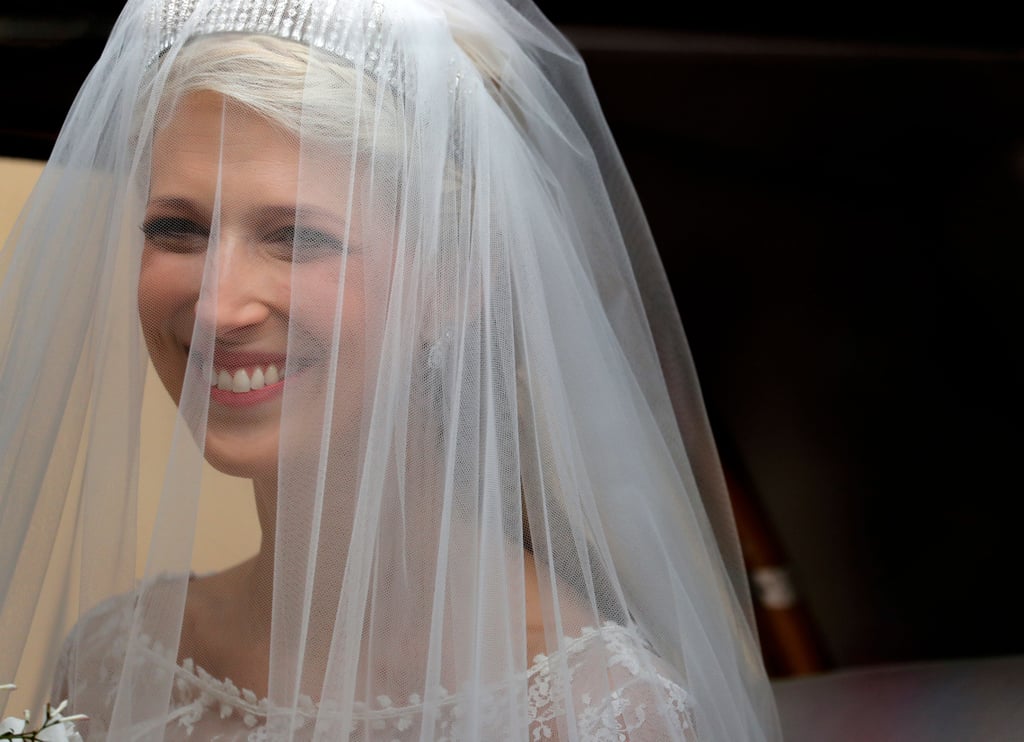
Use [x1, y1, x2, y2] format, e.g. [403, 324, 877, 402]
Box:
[149, 0, 394, 77]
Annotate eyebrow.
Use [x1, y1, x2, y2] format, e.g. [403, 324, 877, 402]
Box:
[146, 196, 208, 217]
[255, 204, 343, 223]
[145, 197, 343, 225]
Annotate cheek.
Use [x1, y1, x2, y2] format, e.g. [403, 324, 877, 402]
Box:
[137, 250, 203, 391]
[291, 261, 367, 339]
[138, 250, 201, 328]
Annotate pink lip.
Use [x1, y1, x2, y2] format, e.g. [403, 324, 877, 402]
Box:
[209, 378, 287, 408]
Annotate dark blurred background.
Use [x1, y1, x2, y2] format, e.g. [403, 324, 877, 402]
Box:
[2, 3, 1021, 672]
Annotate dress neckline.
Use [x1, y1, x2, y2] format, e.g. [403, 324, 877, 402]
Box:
[151, 622, 642, 721]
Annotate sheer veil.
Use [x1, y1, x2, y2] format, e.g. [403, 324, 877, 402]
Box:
[0, 0, 780, 738]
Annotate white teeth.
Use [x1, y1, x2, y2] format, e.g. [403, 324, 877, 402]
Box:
[212, 364, 285, 393]
[232, 368, 251, 393]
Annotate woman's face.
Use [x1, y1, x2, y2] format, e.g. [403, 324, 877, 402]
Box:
[139, 91, 369, 480]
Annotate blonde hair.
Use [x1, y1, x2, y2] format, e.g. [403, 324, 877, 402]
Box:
[155, 33, 404, 151]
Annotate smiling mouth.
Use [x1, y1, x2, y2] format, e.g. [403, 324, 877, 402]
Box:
[212, 363, 285, 394]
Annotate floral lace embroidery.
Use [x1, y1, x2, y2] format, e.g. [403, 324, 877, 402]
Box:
[526, 625, 696, 742]
[59, 591, 696, 741]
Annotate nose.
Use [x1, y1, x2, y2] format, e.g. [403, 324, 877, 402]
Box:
[195, 238, 273, 337]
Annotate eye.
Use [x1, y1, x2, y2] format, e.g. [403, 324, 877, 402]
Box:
[141, 217, 210, 254]
[267, 225, 350, 262]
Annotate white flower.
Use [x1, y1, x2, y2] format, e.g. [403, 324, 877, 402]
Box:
[37, 720, 84, 742]
[1, 683, 84, 742]
[0, 716, 27, 734]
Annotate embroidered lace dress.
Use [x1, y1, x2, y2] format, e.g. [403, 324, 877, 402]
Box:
[54, 589, 697, 741]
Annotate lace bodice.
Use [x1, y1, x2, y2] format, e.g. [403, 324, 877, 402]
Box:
[54, 590, 698, 741]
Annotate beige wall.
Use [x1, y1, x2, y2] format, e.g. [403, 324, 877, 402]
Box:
[1, 157, 259, 710]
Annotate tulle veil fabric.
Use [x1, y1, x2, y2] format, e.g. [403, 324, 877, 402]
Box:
[0, 0, 780, 738]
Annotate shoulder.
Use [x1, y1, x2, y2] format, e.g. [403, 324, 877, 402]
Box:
[50, 585, 140, 737]
[52, 573, 190, 702]
[528, 623, 698, 742]
[56, 588, 137, 677]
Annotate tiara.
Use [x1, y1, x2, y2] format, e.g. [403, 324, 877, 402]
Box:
[149, 0, 395, 75]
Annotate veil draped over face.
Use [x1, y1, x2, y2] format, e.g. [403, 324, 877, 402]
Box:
[0, 0, 780, 739]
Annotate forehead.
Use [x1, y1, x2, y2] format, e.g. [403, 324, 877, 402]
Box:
[149, 91, 344, 208]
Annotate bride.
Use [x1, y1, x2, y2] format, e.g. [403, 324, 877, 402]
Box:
[0, 0, 780, 739]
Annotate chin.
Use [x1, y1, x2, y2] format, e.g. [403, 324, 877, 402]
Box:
[202, 428, 280, 481]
